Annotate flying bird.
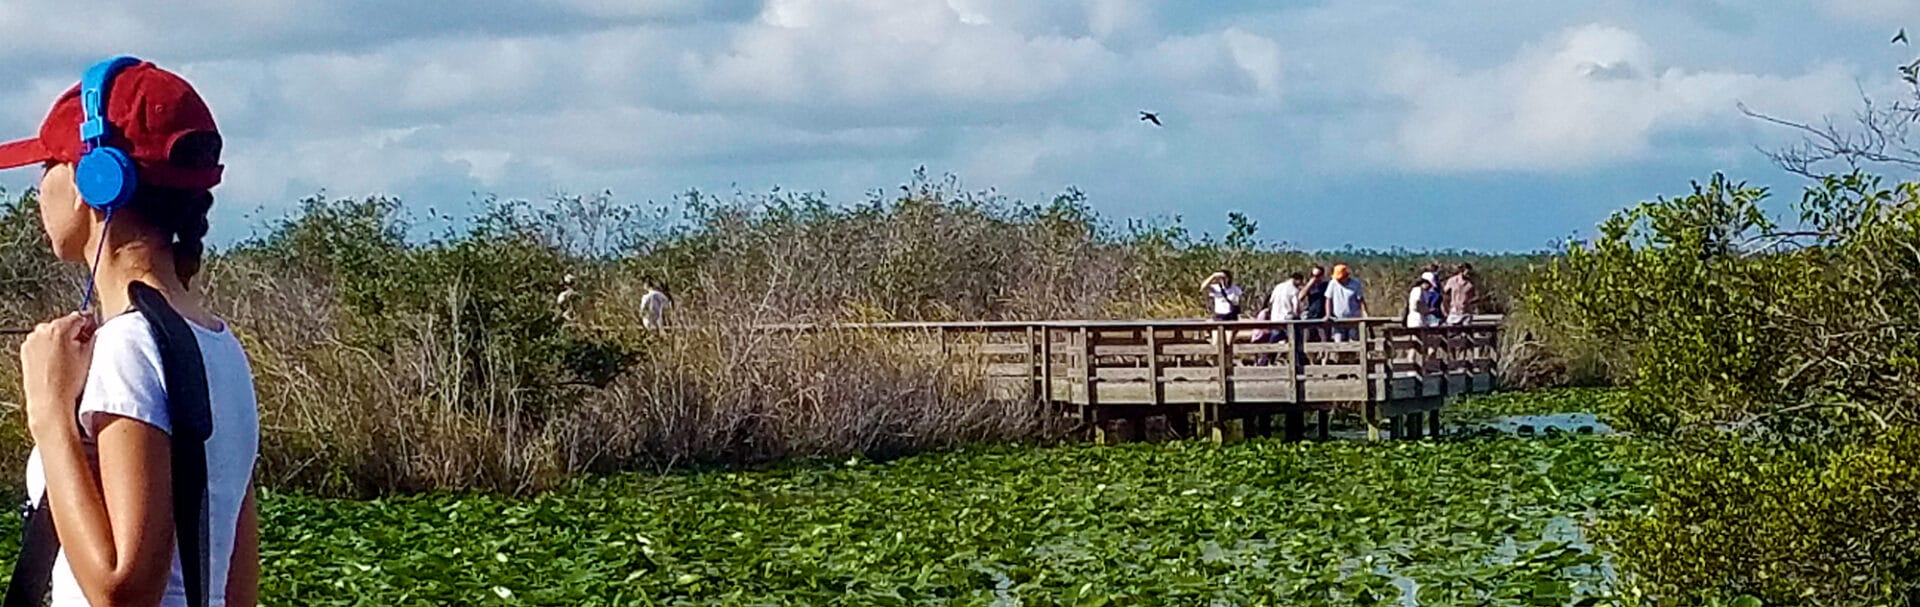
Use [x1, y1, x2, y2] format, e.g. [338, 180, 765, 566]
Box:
[1896, 28, 1909, 45]
[1139, 111, 1162, 127]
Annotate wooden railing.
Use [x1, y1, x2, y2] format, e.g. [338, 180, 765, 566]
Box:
[727, 317, 1501, 407]
[643, 317, 1499, 441]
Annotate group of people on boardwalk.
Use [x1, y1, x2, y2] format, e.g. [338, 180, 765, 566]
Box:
[1404, 262, 1479, 327]
[1200, 262, 1479, 338]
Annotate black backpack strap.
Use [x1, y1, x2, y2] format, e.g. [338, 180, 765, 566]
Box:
[131, 282, 214, 607]
[4, 495, 60, 607]
[3, 283, 215, 607]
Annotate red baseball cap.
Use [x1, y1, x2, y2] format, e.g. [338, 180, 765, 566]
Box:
[0, 60, 222, 190]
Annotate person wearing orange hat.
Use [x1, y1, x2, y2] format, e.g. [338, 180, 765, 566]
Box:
[1325, 263, 1367, 341]
[2, 57, 258, 607]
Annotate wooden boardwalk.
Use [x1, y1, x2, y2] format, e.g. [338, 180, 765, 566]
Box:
[753, 317, 1502, 443]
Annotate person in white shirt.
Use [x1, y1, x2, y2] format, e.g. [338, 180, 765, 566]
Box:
[1269, 272, 1305, 321]
[640, 281, 672, 329]
[4, 59, 260, 607]
[1201, 271, 1244, 320]
[1418, 270, 1442, 327]
[1406, 277, 1436, 327]
[556, 273, 579, 322]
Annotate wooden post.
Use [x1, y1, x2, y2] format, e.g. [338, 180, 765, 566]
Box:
[1284, 410, 1306, 441]
[1169, 408, 1194, 439]
[1316, 409, 1331, 440]
[1080, 327, 1098, 421]
[1025, 325, 1039, 403]
[1360, 321, 1382, 441]
[1216, 325, 1233, 405]
[1428, 407, 1442, 437]
[1359, 321, 1377, 402]
[1365, 402, 1381, 441]
[1489, 326, 1503, 391]
[1204, 404, 1226, 444]
[1039, 327, 1055, 408]
[1405, 412, 1424, 440]
[1146, 325, 1163, 407]
[1205, 324, 1232, 444]
[1287, 322, 1304, 403]
[1091, 408, 1114, 445]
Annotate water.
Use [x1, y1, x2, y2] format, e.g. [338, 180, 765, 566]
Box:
[1318, 411, 1612, 440]
[1475, 413, 1612, 436]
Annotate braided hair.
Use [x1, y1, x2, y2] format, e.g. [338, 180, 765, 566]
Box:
[123, 130, 220, 287]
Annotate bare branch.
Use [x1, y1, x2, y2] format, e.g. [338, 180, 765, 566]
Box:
[1736, 230, 1829, 254]
[1740, 92, 1920, 178]
[1730, 401, 1894, 433]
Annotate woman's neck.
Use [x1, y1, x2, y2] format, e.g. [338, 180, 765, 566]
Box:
[88, 241, 186, 317]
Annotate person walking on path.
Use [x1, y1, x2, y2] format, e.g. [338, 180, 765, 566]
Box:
[1442, 263, 1478, 325]
[640, 281, 672, 329]
[556, 273, 579, 323]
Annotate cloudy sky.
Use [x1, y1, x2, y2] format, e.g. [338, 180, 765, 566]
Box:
[1, 0, 1914, 250]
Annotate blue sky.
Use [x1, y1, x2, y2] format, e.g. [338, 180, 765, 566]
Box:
[1, 0, 1915, 251]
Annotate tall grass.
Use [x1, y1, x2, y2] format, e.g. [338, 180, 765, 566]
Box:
[0, 174, 1563, 495]
[202, 249, 1037, 495]
[238, 313, 1028, 496]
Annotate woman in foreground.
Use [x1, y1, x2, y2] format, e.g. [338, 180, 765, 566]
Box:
[0, 58, 260, 607]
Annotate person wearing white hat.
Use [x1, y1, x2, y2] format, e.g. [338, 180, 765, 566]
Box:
[557, 274, 579, 322]
[1201, 270, 1243, 321]
[1407, 276, 1437, 328]
[1418, 270, 1442, 327]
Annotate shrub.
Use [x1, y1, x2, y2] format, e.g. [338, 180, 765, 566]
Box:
[236, 195, 635, 422]
[1527, 171, 1920, 603]
[1527, 174, 1795, 432]
[0, 191, 78, 326]
[1603, 429, 1920, 606]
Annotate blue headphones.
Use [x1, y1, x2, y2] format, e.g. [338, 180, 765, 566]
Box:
[73, 56, 143, 311]
[75, 55, 143, 212]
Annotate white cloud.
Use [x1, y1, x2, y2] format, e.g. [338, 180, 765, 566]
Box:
[1, 0, 1287, 210]
[1224, 28, 1285, 98]
[0, 0, 1906, 251]
[698, 0, 1124, 108]
[936, 0, 1155, 39]
[0, 0, 758, 72]
[1082, 0, 1152, 40]
[1383, 23, 1861, 172]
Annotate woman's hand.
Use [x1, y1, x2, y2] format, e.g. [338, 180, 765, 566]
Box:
[20, 312, 97, 436]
